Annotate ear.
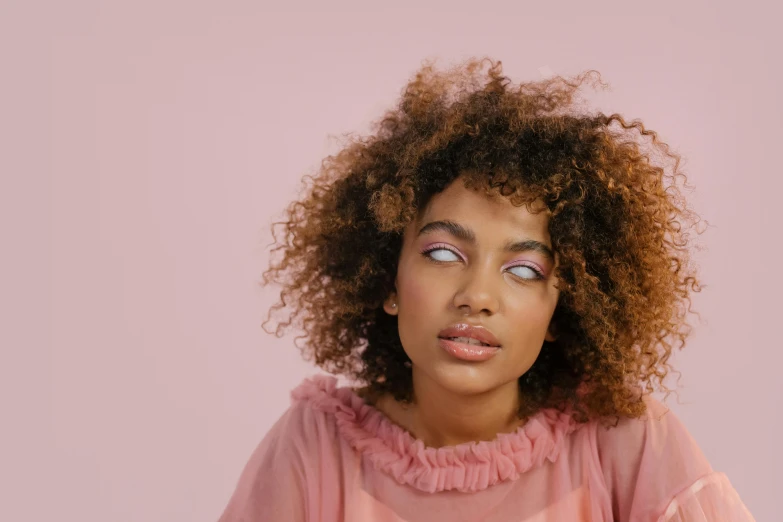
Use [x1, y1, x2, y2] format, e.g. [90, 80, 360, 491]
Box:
[383, 292, 398, 316]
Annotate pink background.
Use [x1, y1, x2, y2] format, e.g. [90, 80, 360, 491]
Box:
[3, 1, 778, 520]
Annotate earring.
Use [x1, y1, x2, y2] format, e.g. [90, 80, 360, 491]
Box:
[391, 303, 397, 308]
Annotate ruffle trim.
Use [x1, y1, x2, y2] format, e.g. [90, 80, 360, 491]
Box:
[290, 374, 582, 493]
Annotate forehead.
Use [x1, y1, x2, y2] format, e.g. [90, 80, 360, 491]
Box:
[416, 179, 551, 240]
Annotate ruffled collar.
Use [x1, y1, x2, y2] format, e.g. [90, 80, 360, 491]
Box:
[290, 375, 583, 493]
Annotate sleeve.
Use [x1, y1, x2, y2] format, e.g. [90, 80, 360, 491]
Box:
[595, 395, 755, 522]
[657, 471, 755, 522]
[217, 405, 310, 522]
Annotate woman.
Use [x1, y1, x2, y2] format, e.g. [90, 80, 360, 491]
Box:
[218, 57, 755, 521]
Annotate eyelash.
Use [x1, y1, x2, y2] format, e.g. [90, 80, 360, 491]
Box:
[420, 245, 545, 281]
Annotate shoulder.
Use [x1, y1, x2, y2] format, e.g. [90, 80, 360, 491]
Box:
[265, 374, 347, 453]
[593, 394, 714, 521]
[217, 376, 348, 522]
[595, 394, 710, 471]
[594, 394, 674, 451]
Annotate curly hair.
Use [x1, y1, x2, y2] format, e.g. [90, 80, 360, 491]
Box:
[260, 57, 705, 427]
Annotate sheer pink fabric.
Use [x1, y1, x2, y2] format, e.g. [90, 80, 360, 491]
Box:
[218, 375, 754, 521]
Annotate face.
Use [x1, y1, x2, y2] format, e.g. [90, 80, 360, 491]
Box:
[383, 176, 560, 397]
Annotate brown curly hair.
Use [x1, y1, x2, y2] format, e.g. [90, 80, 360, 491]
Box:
[260, 57, 705, 427]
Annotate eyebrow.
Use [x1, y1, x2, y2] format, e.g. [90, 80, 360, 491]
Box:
[416, 220, 555, 262]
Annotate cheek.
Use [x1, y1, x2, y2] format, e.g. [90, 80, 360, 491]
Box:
[394, 260, 450, 348]
[396, 262, 439, 312]
[506, 289, 558, 335]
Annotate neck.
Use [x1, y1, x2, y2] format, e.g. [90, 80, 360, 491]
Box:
[403, 368, 523, 448]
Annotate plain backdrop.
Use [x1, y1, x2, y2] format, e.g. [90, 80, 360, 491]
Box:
[2, 0, 779, 520]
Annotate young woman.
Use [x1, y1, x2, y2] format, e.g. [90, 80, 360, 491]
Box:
[218, 58, 755, 521]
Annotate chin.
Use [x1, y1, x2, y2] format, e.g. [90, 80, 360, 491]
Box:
[426, 362, 507, 396]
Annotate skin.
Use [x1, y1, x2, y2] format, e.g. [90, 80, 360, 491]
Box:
[375, 176, 561, 448]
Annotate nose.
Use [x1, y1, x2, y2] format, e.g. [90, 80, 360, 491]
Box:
[452, 263, 501, 316]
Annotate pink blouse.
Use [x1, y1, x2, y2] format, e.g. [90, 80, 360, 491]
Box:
[218, 375, 755, 521]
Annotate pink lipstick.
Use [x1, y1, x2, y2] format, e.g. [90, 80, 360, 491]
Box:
[438, 338, 500, 361]
[437, 323, 501, 362]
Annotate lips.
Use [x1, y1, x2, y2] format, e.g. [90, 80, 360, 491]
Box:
[437, 323, 501, 347]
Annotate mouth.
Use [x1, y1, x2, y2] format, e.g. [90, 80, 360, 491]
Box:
[436, 323, 502, 361]
[437, 337, 500, 362]
[436, 323, 501, 348]
[440, 336, 495, 347]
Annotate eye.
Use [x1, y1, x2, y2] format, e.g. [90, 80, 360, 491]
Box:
[421, 246, 462, 263]
[507, 264, 544, 280]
